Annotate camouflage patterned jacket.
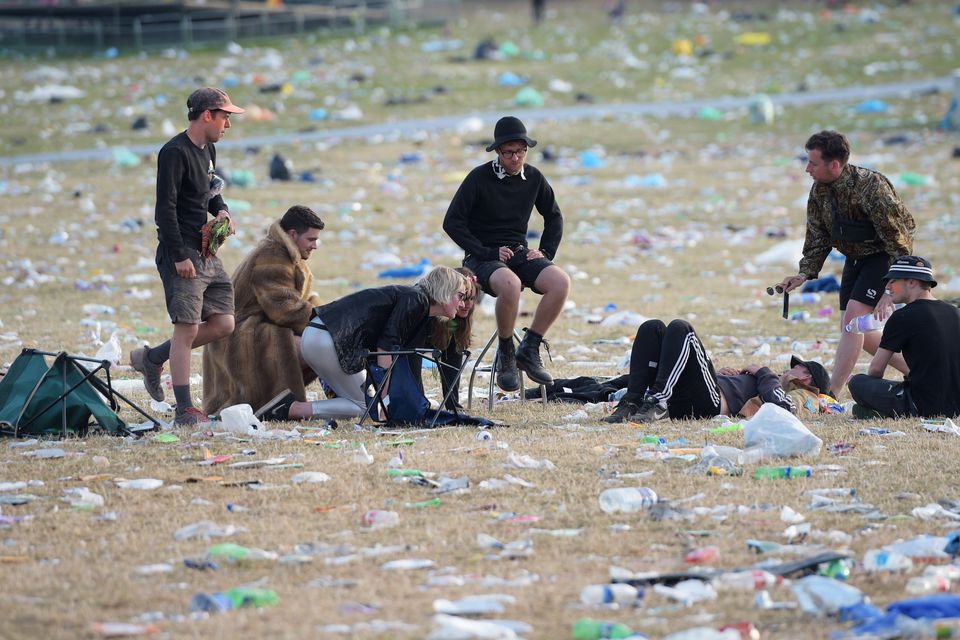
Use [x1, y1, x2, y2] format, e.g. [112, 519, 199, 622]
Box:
[798, 164, 915, 279]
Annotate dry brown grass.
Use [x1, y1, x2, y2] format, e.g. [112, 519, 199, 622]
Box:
[3, 2, 960, 639]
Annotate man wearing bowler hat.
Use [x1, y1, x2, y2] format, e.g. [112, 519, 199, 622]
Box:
[848, 256, 960, 419]
[443, 116, 570, 392]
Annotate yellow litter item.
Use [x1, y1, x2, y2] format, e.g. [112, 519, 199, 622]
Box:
[735, 32, 771, 46]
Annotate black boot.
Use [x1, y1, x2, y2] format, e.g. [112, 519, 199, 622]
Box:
[495, 338, 520, 392]
[516, 329, 553, 385]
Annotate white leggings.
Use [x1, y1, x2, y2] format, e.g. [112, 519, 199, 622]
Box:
[300, 324, 367, 418]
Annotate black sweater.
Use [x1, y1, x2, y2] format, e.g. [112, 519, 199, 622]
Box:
[443, 161, 563, 261]
[155, 131, 228, 263]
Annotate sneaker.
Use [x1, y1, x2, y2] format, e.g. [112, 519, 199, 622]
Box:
[851, 403, 883, 420]
[602, 400, 642, 423]
[255, 389, 296, 422]
[634, 395, 669, 423]
[516, 333, 553, 385]
[130, 346, 164, 402]
[495, 342, 520, 392]
[174, 406, 207, 427]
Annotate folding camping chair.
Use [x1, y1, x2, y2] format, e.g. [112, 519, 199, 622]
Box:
[357, 347, 471, 428]
[466, 328, 547, 412]
[0, 348, 160, 438]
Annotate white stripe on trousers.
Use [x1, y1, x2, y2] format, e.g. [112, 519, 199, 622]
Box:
[651, 331, 720, 407]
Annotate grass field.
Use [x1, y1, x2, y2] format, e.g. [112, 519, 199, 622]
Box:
[2, 1, 960, 638]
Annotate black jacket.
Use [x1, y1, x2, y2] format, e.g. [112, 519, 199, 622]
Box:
[313, 285, 431, 374]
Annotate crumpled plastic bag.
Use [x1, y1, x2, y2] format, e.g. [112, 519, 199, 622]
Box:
[743, 403, 822, 458]
[219, 404, 264, 435]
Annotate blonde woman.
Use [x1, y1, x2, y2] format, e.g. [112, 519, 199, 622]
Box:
[255, 266, 467, 421]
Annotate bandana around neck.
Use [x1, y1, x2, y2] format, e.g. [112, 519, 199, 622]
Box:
[492, 157, 525, 181]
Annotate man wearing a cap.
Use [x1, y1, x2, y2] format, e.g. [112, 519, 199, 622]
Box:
[848, 256, 960, 419]
[130, 87, 244, 426]
[443, 116, 570, 392]
[776, 130, 915, 399]
[604, 318, 829, 423]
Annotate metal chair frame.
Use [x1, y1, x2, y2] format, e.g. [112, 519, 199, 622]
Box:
[466, 328, 547, 411]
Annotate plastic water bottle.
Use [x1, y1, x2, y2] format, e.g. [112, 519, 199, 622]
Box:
[753, 466, 812, 480]
[844, 313, 885, 334]
[361, 509, 400, 529]
[572, 618, 635, 639]
[579, 584, 642, 607]
[863, 549, 913, 572]
[190, 587, 278, 613]
[598, 487, 658, 514]
[844, 305, 904, 333]
[713, 570, 782, 591]
[906, 574, 950, 595]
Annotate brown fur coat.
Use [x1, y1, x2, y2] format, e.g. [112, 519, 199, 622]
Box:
[202, 222, 321, 414]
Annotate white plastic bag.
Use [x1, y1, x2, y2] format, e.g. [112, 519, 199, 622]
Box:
[742, 403, 822, 458]
[219, 404, 263, 435]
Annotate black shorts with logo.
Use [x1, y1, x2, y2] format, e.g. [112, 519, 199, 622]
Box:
[839, 252, 892, 311]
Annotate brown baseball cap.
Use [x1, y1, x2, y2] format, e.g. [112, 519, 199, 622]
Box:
[186, 87, 245, 116]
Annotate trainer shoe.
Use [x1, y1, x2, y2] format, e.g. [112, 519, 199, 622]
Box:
[851, 403, 883, 420]
[174, 406, 207, 427]
[495, 342, 520, 392]
[130, 346, 164, 402]
[516, 332, 553, 386]
[255, 389, 296, 422]
[634, 395, 669, 423]
[602, 400, 642, 423]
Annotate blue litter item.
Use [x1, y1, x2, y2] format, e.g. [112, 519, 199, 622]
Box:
[945, 530, 960, 557]
[377, 258, 431, 279]
[222, 76, 238, 88]
[420, 39, 462, 53]
[399, 153, 422, 164]
[888, 595, 960, 619]
[496, 71, 526, 87]
[801, 274, 841, 293]
[848, 595, 960, 637]
[579, 150, 606, 169]
[838, 601, 883, 624]
[624, 173, 667, 188]
[309, 108, 328, 121]
[855, 99, 889, 113]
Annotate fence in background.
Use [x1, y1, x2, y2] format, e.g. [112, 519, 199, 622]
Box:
[0, 0, 461, 54]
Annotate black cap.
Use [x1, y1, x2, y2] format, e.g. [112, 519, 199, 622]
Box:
[486, 116, 538, 152]
[884, 255, 937, 287]
[790, 355, 830, 395]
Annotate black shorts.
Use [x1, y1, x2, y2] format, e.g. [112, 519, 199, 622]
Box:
[463, 248, 554, 297]
[157, 244, 234, 324]
[839, 252, 891, 311]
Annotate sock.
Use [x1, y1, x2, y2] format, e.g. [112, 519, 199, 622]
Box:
[147, 340, 171, 366]
[173, 384, 193, 411]
[524, 329, 544, 343]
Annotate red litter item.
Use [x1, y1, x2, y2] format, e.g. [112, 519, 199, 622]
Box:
[683, 545, 719, 564]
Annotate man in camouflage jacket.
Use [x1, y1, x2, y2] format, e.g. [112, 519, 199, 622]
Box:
[778, 130, 915, 398]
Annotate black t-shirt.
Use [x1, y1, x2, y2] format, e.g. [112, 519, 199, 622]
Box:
[880, 299, 960, 417]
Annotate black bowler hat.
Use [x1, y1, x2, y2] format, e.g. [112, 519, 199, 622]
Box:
[485, 116, 538, 152]
[884, 255, 937, 287]
[790, 355, 831, 395]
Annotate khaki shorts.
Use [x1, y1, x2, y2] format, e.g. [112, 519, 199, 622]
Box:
[157, 245, 234, 325]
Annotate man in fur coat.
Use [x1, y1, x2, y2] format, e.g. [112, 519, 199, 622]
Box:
[202, 205, 324, 415]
